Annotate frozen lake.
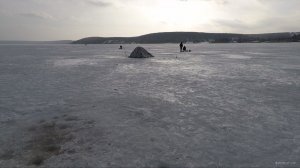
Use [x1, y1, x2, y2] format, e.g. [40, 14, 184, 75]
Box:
[0, 43, 299, 167]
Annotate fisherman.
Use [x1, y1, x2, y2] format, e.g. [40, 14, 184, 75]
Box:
[183, 46, 187, 52]
[119, 45, 123, 50]
[179, 42, 183, 52]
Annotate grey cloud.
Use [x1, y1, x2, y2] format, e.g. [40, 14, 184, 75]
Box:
[257, 0, 297, 3]
[86, 0, 113, 7]
[253, 16, 300, 32]
[257, 0, 300, 10]
[0, 9, 9, 16]
[202, 0, 229, 5]
[211, 16, 300, 33]
[218, 0, 229, 5]
[213, 0, 229, 5]
[213, 19, 249, 29]
[19, 12, 54, 20]
[177, 0, 229, 5]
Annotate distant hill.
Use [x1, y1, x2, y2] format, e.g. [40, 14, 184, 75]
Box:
[0, 40, 73, 44]
[73, 32, 300, 44]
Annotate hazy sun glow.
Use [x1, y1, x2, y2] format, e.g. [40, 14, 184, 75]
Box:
[146, 1, 216, 30]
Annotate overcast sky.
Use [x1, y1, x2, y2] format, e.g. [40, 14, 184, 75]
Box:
[0, 0, 299, 40]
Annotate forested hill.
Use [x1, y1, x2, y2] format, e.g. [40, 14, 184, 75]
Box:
[72, 32, 300, 44]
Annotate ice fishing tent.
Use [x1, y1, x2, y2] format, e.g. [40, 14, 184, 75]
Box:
[129, 47, 154, 58]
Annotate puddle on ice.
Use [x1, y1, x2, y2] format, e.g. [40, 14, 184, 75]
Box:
[53, 58, 97, 67]
[159, 52, 177, 55]
[200, 51, 225, 54]
[93, 55, 121, 59]
[243, 52, 268, 55]
[150, 59, 180, 64]
[224, 54, 251, 59]
[146, 91, 179, 104]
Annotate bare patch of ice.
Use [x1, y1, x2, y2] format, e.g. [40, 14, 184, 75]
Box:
[243, 52, 268, 55]
[150, 59, 180, 64]
[53, 59, 97, 67]
[224, 54, 251, 59]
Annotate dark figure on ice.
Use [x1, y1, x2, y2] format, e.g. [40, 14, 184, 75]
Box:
[183, 46, 187, 52]
[119, 45, 123, 50]
[179, 42, 183, 52]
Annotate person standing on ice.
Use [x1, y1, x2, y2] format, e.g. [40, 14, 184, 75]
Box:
[179, 42, 183, 52]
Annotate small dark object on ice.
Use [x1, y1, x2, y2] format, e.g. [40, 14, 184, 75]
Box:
[29, 155, 45, 166]
[129, 47, 154, 58]
[181, 45, 191, 52]
[119, 45, 123, 49]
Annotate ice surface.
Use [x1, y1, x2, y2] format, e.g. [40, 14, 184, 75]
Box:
[0, 43, 299, 167]
[53, 58, 98, 67]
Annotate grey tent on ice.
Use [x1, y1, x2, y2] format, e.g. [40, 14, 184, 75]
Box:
[129, 47, 154, 58]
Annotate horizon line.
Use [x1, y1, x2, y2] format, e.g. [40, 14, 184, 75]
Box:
[1, 31, 300, 42]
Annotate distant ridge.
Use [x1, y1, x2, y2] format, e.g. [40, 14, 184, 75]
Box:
[73, 32, 300, 44]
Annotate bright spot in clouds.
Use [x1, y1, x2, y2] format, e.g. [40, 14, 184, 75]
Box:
[147, 0, 215, 28]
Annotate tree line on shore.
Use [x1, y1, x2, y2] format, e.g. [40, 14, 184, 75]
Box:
[72, 32, 300, 44]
